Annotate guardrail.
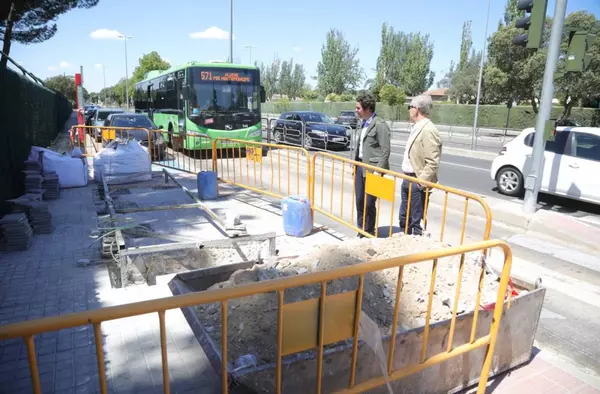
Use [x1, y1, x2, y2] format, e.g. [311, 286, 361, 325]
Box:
[212, 138, 312, 201]
[311, 152, 492, 243]
[0, 239, 513, 394]
[69, 125, 161, 160]
[151, 130, 214, 174]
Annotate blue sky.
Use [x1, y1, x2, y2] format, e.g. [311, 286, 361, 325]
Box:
[8, 0, 600, 93]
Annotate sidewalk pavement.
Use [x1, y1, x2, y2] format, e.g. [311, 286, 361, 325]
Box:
[462, 347, 600, 393]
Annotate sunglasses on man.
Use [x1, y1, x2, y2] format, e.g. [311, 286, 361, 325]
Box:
[408, 105, 416, 110]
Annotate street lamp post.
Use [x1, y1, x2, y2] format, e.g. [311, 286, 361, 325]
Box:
[229, 0, 233, 63]
[118, 34, 132, 109]
[245, 45, 257, 64]
[471, 0, 492, 151]
[96, 64, 108, 105]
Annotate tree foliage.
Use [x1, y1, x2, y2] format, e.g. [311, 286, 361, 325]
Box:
[316, 29, 363, 95]
[259, 59, 280, 100]
[448, 49, 482, 104]
[44, 74, 88, 103]
[459, 21, 473, 71]
[129, 51, 170, 97]
[503, 0, 524, 26]
[375, 23, 435, 96]
[555, 11, 600, 120]
[379, 83, 406, 106]
[1, 0, 99, 70]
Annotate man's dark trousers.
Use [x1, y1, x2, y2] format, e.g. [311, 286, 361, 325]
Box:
[355, 166, 377, 235]
[399, 178, 426, 235]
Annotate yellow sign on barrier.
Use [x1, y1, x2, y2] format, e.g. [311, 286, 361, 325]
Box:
[101, 128, 116, 140]
[246, 146, 262, 163]
[365, 172, 395, 202]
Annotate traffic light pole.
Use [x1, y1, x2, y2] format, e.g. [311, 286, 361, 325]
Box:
[523, 0, 568, 214]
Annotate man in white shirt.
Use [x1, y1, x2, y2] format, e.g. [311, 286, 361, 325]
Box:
[399, 95, 442, 235]
[354, 92, 391, 237]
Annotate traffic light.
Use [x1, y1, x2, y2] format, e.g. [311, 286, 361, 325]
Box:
[512, 0, 549, 49]
[566, 31, 596, 72]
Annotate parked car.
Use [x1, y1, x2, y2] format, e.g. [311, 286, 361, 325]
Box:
[334, 110, 359, 129]
[490, 126, 600, 204]
[91, 108, 125, 140]
[272, 111, 350, 150]
[103, 113, 166, 160]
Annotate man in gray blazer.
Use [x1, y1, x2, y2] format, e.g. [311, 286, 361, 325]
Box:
[354, 92, 391, 237]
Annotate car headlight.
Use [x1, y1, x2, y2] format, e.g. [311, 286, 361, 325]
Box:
[311, 130, 327, 136]
[247, 130, 261, 138]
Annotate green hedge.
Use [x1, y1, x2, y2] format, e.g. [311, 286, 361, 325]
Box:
[262, 101, 599, 129]
[0, 67, 73, 214]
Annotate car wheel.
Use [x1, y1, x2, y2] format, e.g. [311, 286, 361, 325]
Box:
[496, 166, 523, 196]
[273, 130, 283, 144]
[303, 135, 313, 150]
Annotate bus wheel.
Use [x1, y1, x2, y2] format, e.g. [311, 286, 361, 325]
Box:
[167, 124, 173, 148]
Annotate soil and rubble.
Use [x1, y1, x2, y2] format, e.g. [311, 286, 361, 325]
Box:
[195, 235, 502, 365]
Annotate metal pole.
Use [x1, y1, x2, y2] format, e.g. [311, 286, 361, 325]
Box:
[229, 0, 233, 63]
[472, 0, 491, 151]
[124, 37, 129, 109]
[523, 0, 568, 214]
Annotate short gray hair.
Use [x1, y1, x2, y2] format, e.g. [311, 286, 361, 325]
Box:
[410, 95, 433, 116]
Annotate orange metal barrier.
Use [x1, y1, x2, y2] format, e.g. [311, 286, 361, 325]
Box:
[150, 131, 214, 174]
[69, 126, 159, 160]
[311, 152, 493, 244]
[212, 138, 312, 201]
[0, 239, 513, 394]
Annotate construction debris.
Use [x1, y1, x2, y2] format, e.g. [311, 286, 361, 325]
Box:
[196, 235, 501, 365]
[42, 172, 60, 200]
[0, 213, 34, 251]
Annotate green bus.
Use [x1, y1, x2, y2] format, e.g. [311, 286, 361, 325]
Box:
[133, 62, 266, 150]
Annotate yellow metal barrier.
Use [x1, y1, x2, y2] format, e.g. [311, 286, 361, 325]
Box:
[69, 125, 158, 160]
[151, 131, 214, 173]
[311, 152, 493, 244]
[212, 138, 312, 201]
[0, 239, 512, 394]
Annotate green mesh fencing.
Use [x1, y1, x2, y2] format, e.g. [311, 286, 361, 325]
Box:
[0, 67, 73, 214]
[262, 101, 599, 129]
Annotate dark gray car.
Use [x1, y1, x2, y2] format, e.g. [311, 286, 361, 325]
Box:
[103, 113, 166, 160]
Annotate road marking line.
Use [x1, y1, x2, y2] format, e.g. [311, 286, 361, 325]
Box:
[540, 308, 567, 320]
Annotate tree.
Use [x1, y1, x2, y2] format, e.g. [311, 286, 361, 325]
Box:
[291, 63, 306, 100]
[484, 22, 548, 112]
[448, 49, 482, 104]
[437, 61, 455, 89]
[379, 83, 405, 106]
[316, 29, 363, 95]
[259, 58, 280, 100]
[374, 23, 435, 96]
[129, 51, 170, 97]
[44, 74, 88, 103]
[459, 21, 473, 70]
[503, 0, 524, 26]
[1, 0, 99, 70]
[555, 11, 600, 121]
[279, 60, 293, 98]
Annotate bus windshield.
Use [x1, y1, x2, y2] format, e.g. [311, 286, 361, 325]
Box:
[188, 67, 259, 116]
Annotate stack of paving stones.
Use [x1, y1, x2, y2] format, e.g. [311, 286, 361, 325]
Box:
[0, 213, 34, 251]
[24, 173, 44, 195]
[42, 171, 60, 199]
[24, 159, 42, 172]
[8, 195, 54, 234]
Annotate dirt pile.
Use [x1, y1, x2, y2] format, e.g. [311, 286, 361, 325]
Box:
[195, 235, 500, 365]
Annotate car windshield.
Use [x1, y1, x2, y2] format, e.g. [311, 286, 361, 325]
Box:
[341, 111, 355, 117]
[98, 111, 123, 121]
[111, 116, 155, 129]
[303, 113, 334, 124]
[188, 67, 259, 115]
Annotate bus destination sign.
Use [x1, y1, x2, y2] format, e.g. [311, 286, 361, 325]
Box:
[199, 70, 252, 83]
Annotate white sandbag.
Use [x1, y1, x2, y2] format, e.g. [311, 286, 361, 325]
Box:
[42, 151, 88, 188]
[94, 140, 152, 185]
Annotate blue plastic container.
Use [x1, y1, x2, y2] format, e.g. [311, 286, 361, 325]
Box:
[197, 171, 218, 200]
[281, 196, 313, 237]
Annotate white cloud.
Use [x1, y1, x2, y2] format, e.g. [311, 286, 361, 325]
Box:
[189, 26, 234, 40]
[59, 61, 70, 68]
[90, 28, 123, 40]
[48, 66, 58, 71]
[292, 46, 302, 52]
